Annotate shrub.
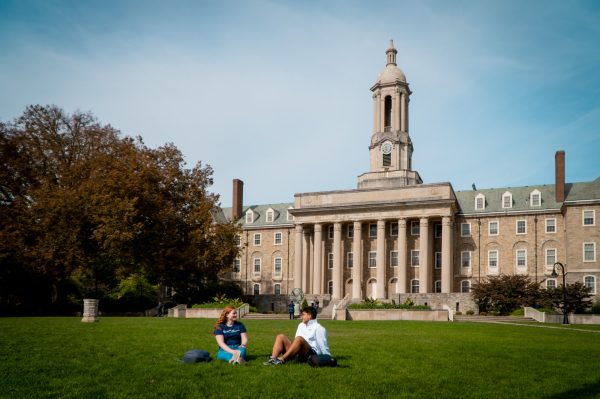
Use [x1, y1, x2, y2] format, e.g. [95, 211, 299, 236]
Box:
[591, 302, 600, 315]
[466, 310, 475, 315]
[348, 298, 430, 310]
[511, 308, 524, 316]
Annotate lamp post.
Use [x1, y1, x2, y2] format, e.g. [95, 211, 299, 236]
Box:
[550, 262, 569, 325]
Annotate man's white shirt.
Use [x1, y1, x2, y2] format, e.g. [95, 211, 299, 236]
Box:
[295, 319, 330, 355]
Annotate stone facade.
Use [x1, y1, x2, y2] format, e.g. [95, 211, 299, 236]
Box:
[216, 42, 599, 312]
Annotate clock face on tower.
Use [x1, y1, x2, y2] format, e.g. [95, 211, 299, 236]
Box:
[381, 141, 393, 155]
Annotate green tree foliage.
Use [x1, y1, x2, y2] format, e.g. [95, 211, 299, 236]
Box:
[542, 282, 593, 314]
[471, 274, 593, 315]
[0, 105, 240, 310]
[470, 275, 542, 315]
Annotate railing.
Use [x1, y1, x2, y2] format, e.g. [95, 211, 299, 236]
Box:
[332, 294, 351, 320]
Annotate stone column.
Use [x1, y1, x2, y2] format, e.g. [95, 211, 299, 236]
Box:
[302, 228, 311, 293]
[400, 92, 405, 132]
[293, 224, 303, 289]
[376, 220, 386, 299]
[373, 93, 378, 132]
[332, 222, 343, 299]
[352, 221, 363, 300]
[397, 218, 407, 294]
[419, 217, 430, 293]
[442, 216, 454, 293]
[375, 93, 381, 132]
[379, 95, 385, 132]
[313, 223, 323, 295]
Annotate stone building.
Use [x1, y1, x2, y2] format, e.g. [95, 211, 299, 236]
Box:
[217, 41, 599, 312]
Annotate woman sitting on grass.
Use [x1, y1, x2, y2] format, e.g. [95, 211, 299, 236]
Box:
[213, 306, 248, 364]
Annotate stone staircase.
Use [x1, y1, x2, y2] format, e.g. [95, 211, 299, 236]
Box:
[454, 315, 536, 323]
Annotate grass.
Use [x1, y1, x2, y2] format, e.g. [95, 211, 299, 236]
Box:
[1, 317, 599, 398]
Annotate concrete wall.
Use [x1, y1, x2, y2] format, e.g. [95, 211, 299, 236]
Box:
[347, 309, 448, 321]
[395, 293, 477, 314]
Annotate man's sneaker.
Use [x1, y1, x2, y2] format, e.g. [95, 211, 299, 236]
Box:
[263, 357, 283, 366]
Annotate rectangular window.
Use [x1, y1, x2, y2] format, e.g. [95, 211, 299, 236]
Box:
[274, 284, 281, 296]
[546, 248, 556, 267]
[516, 249, 527, 268]
[411, 250, 420, 267]
[253, 284, 260, 295]
[411, 280, 420, 293]
[234, 235, 241, 246]
[546, 279, 556, 289]
[545, 218, 556, 233]
[390, 222, 398, 237]
[584, 242, 596, 262]
[274, 232, 282, 245]
[328, 225, 334, 240]
[476, 196, 484, 210]
[411, 220, 420, 236]
[516, 220, 527, 235]
[435, 280, 442, 293]
[347, 252, 353, 268]
[266, 211, 274, 223]
[503, 194, 512, 209]
[583, 210, 595, 226]
[253, 258, 261, 275]
[489, 221, 499, 236]
[434, 252, 442, 269]
[461, 251, 471, 268]
[531, 193, 541, 207]
[347, 225, 354, 238]
[233, 259, 241, 273]
[461, 223, 471, 237]
[488, 250, 498, 268]
[369, 223, 377, 238]
[368, 251, 377, 268]
[390, 251, 398, 267]
[584, 276, 596, 294]
[254, 233, 261, 246]
[434, 223, 442, 238]
[274, 258, 282, 276]
[328, 253, 334, 269]
[461, 281, 470, 293]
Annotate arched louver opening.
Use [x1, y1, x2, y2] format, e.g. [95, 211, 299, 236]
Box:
[384, 95, 392, 131]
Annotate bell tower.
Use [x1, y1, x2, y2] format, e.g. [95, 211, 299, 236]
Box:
[357, 40, 422, 189]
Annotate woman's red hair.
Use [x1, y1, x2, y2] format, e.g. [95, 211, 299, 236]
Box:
[215, 306, 236, 329]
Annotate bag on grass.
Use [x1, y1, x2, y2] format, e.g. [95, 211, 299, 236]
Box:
[307, 354, 337, 368]
[183, 349, 211, 363]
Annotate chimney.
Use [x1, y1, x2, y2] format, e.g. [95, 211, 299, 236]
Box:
[232, 179, 244, 221]
[555, 151, 565, 203]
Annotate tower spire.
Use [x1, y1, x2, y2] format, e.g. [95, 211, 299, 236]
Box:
[386, 39, 397, 66]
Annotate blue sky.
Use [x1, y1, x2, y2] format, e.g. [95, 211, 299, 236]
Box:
[1, 1, 599, 208]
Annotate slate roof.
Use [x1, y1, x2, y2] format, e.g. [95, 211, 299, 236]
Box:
[456, 177, 600, 215]
[220, 202, 294, 228]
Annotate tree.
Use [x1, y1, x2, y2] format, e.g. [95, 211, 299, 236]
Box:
[0, 105, 240, 310]
[470, 274, 542, 315]
[543, 282, 593, 314]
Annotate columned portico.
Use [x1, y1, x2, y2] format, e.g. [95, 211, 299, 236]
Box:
[294, 224, 303, 289]
[313, 223, 323, 295]
[419, 217, 430, 293]
[442, 217, 453, 293]
[376, 220, 386, 299]
[332, 222, 343, 299]
[352, 221, 363, 300]
[397, 218, 407, 293]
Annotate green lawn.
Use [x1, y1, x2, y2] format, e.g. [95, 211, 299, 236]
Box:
[1, 317, 599, 398]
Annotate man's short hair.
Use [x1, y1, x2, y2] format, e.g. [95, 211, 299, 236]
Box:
[302, 306, 317, 319]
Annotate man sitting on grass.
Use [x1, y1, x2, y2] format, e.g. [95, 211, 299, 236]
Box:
[263, 306, 330, 365]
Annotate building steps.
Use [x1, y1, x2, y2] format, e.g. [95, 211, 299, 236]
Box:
[454, 315, 536, 323]
[242, 313, 292, 320]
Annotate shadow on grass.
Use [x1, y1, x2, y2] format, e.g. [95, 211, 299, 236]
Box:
[547, 379, 600, 399]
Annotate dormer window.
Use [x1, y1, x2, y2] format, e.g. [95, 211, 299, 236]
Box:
[287, 207, 294, 221]
[266, 209, 274, 223]
[475, 193, 485, 211]
[502, 191, 513, 209]
[530, 190, 541, 207]
[245, 209, 254, 224]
